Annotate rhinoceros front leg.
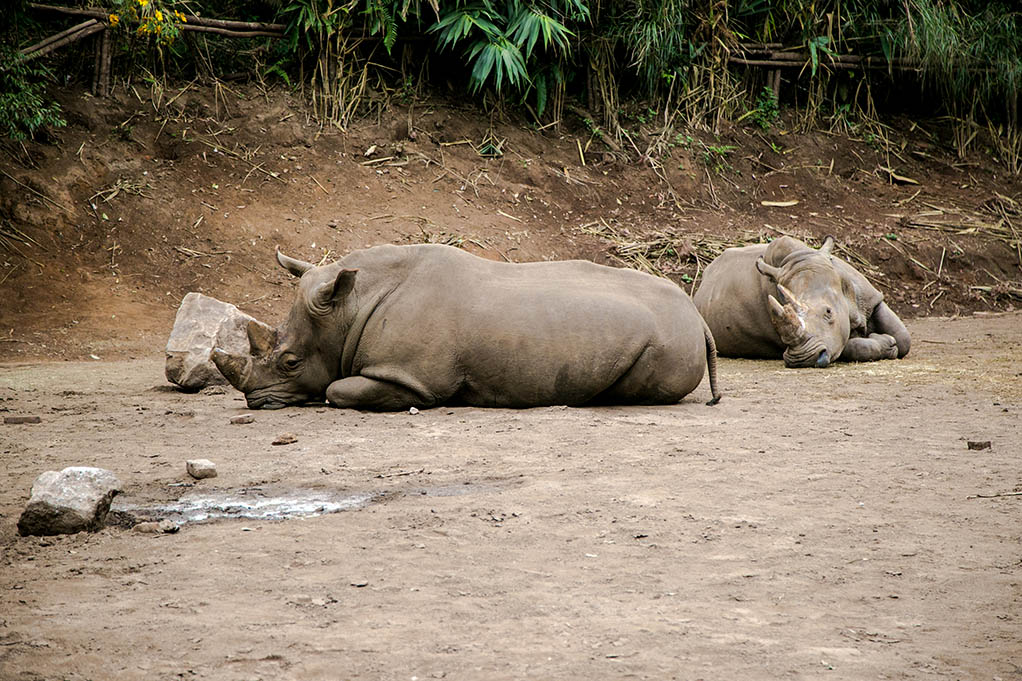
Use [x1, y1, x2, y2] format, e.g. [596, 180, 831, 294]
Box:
[325, 376, 432, 411]
[869, 302, 911, 358]
[841, 333, 899, 362]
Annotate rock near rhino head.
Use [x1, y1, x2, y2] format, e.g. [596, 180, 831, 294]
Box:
[755, 236, 859, 368]
[212, 250, 357, 409]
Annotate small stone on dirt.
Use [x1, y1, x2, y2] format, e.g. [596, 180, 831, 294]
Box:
[18, 467, 122, 536]
[133, 519, 180, 534]
[967, 440, 992, 450]
[200, 385, 227, 396]
[4, 416, 42, 424]
[272, 433, 298, 446]
[230, 414, 255, 425]
[186, 459, 217, 479]
[409, 407, 420, 415]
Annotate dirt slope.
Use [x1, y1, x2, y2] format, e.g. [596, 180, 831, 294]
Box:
[1, 84, 1021, 361]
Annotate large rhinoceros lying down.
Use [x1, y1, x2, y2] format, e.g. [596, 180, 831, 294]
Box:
[212, 243, 721, 410]
[693, 236, 910, 368]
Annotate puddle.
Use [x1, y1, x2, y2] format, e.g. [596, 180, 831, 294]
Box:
[110, 480, 505, 527]
[112, 487, 376, 525]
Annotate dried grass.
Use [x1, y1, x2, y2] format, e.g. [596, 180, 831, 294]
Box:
[578, 218, 767, 282]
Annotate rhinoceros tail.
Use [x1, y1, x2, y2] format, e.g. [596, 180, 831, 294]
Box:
[702, 318, 722, 406]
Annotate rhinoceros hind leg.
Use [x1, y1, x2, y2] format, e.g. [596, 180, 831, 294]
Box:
[325, 376, 431, 411]
[870, 302, 911, 358]
[842, 333, 899, 362]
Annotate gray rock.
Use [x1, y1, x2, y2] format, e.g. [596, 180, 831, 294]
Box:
[18, 467, 123, 536]
[165, 293, 256, 391]
[186, 459, 217, 479]
[230, 414, 255, 425]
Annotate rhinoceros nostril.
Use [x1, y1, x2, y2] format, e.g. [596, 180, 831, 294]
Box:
[815, 349, 830, 368]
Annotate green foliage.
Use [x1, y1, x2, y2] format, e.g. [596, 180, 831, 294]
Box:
[0, 45, 65, 141]
[109, 0, 188, 46]
[429, 0, 583, 95]
[750, 86, 779, 130]
[699, 142, 736, 174]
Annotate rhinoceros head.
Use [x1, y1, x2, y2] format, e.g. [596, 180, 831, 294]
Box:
[212, 250, 357, 409]
[755, 236, 859, 368]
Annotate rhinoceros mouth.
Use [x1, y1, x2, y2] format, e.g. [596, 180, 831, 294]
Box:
[244, 386, 296, 410]
[246, 396, 289, 410]
[245, 386, 324, 410]
[783, 342, 831, 368]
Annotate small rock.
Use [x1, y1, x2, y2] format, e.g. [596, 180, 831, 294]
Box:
[133, 520, 178, 534]
[409, 407, 420, 415]
[4, 416, 42, 424]
[350, 580, 369, 588]
[200, 385, 227, 396]
[18, 467, 122, 536]
[165, 292, 257, 391]
[967, 440, 992, 450]
[272, 433, 298, 446]
[230, 414, 255, 425]
[186, 459, 217, 479]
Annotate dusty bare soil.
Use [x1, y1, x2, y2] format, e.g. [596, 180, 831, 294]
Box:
[1, 312, 1020, 680]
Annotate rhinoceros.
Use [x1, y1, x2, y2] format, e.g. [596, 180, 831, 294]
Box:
[212, 243, 721, 410]
[693, 236, 910, 367]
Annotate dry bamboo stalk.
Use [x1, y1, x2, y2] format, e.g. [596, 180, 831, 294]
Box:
[22, 21, 104, 60]
[98, 27, 111, 97]
[179, 25, 283, 39]
[729, 55, 921, 71]
[28, 3, 284, 33]
[20, 18, 97, 56]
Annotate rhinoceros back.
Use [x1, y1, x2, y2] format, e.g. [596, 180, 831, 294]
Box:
[338, 244, 711, 407]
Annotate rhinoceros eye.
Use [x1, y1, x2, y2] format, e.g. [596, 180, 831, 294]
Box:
[280, 354, 302, 372]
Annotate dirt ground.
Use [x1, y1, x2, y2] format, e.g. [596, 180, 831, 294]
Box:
[1, 83, 1022, 680]
[0, 312, 1020, 680]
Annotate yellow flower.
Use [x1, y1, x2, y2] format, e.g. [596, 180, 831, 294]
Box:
[108, 13, 119, 25]
[155, 9, 162, 21]
[138, 0, 148, 7]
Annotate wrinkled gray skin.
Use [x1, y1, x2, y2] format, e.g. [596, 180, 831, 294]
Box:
[693, 236, 910, 368]
[213, 243, 721, 410]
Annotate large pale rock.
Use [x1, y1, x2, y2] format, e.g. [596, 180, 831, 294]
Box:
[165, 292, 255, 391]
[186, 459, 217, 479]
[18, 467, 123, 536]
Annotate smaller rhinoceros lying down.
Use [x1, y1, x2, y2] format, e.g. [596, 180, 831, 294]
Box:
[693, 236, 910, 368]
[212, 243, 721, 410]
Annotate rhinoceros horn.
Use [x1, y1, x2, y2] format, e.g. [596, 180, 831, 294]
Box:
[212, 348, 251, 390]
[767, 285, 808, 346]
[276, 249, 314, 278]
[775, 283, 808, 316]
[246, 318, 278, 357]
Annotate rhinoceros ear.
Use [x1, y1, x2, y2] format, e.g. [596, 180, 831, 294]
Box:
[247, 319, 278, 357]
[276, 249, 314, 278]
[819, 235, 836, 255]
[756, 256, 782, 282]
[309, 268, 358, 315]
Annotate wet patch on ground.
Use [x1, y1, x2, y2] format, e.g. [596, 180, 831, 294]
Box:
[112, 486, 378, 525]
